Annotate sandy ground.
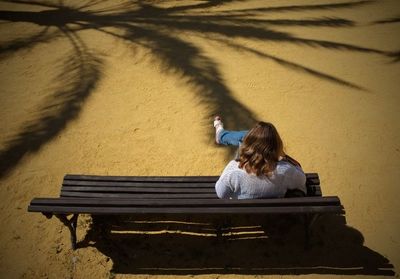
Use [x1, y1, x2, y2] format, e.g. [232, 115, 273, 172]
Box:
[0, 0, 399, 278]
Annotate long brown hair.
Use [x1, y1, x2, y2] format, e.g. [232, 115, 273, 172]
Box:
[238, 121, 284, 176]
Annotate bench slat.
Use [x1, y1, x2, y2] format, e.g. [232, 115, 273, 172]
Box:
[62, 181, 217, 188]
[306, 178, 320, 185]
[62, 180, 320, 188]
[307, 185, 322, 196]
[60, 191, 218, 199]
[64, 173, 319, 183]
[30, 196, 341, 207]
[61, 188, 321, 197]
[64, 175, 220, 182]
[61, 184, 321, 192]
[62, 186, 216, 193]
[61, 185, 321, 195]
[28, 205, 344, 215]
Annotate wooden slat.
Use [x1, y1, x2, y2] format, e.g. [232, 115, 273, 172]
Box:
[64, 175, 220, 182]
[62, 180, 217, 188]
[28, 205, 344, 215]
[61, 183, 320, 197]
[62, 185, 320, 190]
[60, 191, 218, 199]
[305, 173, 318, 178]
[306, 178, 320, 185]
[30, 196, 342, 207]
[64, 173, 319, 183]
[63, 180, 319, 188]
[61, 186, 215, 193]
[307, 185, 322, 197]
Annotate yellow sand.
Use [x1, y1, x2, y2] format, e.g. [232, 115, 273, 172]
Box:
[0, 0, 399, 278]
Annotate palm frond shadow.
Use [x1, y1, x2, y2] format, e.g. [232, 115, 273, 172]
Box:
[218, 0, 374, 14]
[206, 36, 366, 91]
[132, 26, 258, 129]
[0, 0, 395, 175]
[78, 214, 394, 276]
[388, 51, 400, 63]
[0, 27, 60, 58]
[373, 16, 400, 25]
[0, 33, 103, 178]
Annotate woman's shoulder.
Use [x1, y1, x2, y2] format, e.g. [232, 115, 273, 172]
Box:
[276, 160, 304, 174]
[222, 160, 251, 177]
[224, 160, 242, 172]
[228, 160, 239, 166]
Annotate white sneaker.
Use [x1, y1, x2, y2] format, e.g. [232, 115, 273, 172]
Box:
[213, 116, 224, 144]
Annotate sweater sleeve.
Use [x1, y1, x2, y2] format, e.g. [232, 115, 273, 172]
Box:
[285, 165, 307, 194]
[215, 161, 237, 199]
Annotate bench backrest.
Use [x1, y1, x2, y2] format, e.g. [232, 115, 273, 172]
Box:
[60, 173, 321, 199]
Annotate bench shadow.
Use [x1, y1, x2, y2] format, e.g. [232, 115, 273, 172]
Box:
[78, 214, 394, 276]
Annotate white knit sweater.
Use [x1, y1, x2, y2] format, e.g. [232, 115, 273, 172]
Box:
[215, 160, 306, 199]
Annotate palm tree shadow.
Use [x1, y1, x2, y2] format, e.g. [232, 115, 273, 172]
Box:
[0, 0, 396, 176]
[78, 214, 394, 276]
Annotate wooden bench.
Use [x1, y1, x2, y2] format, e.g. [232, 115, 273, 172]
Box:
[28, 173, 344, 249]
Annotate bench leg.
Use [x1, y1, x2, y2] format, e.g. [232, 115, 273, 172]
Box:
[215, 223, 223, 238]
[304, 213, 319, 248]
[214, 217, 231, 238]
[55, 214, 79, 250]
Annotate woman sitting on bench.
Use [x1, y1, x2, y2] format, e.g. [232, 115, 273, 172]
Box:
[213, 117, 306, 199]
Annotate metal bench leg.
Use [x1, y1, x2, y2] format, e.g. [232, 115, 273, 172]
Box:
[55, 214, 79, 250]
[214, 217, 231, 239]
[304, 213, 319, 249]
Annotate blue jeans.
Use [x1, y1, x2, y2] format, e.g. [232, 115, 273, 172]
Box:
[217, 130, 248, 146]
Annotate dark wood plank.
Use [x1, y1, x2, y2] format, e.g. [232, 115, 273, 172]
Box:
[306, 178, 320, 185]
[30, 196, 342, 207]
[63, 180, 319, 188]
[305, 173, 318, 178]
[60, 191, 218, 199]
[28, 205, 344, 215]
[306, 185, 322, 197]
[64, 175, 220, 182]
[64, 173, 319, 183]
[61, 186, 215, 193]
[62, 180, 217, 188]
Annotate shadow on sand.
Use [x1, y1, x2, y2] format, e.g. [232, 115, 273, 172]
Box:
[77, 214, 394, 276]
[0, 0, 397, 177]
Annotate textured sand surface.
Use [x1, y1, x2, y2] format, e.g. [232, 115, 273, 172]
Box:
[0, 0, 399, 278]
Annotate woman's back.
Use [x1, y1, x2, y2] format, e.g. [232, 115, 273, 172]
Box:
[215, 160, 306, 199]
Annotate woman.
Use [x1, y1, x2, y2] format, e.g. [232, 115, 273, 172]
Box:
[214, 117, 306, 199]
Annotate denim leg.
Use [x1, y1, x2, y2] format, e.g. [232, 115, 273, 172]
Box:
[217, 130, 248, 146]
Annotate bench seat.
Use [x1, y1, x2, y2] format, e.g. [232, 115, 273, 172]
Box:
[29, 196, 343, 215]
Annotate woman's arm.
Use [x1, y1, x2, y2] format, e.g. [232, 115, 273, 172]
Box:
[215, 177, 233, 198]
[215, 161, 238, 199]
[285, 165, 307, 194]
